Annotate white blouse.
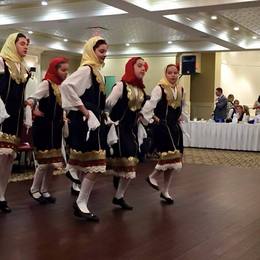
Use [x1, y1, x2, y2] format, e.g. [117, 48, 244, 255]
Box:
[29, 80, 50, 100]
[141, 85, 179, 124]
[105, 81, 124, 112]
[0, 57, 21, 73]
[141, 85, 163, 123]
[60, 66, 93, 111]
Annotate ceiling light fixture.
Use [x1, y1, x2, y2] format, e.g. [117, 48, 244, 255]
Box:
[63, 38, 68, 42]
[185, 17, 192, 21]
[41, 1, 48, 6]
[28, 30, 33, 34]
[233, 26, 240, 31]
[211, 15, 218, 20]
[125, 43, 130, 46]
[252, 35, 257, 40]
[168, 41, 173, 44]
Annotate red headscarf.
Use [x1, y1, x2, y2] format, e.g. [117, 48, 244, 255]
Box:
[44, 56, 69, 85]
[121, 57, 147, 89]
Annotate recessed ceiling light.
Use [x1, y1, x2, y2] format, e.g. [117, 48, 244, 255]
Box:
[63, 38, 68, 42]
[28, 30, 33, 34]
[211, 15, 218, 20]
[233, 26, 240, 31]
[252, 35, 257, 40]
[41, 1, 48, 6]
[168, 41, 173, 44]
[211, 27, 217, 32]
[125, 43, 130, 46]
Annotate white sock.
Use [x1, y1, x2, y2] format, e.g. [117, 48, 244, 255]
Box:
[31, 164, 48, 194]
[149, 170, 161, 186]
[162, 170, 173, 198]
[0, 154, 14, 201]
[72, 182, 81, 191]
[76, 177, 95, 213]
[42, 192, 51, 198]
[69, 168, 80, 181]
[115, 178, 131, 199]
[40, 165, 53, 195]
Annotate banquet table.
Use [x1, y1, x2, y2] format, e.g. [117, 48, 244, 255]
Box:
[182, 121, 260, 151]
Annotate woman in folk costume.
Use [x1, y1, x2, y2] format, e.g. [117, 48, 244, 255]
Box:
[141, 64, 183, 204]
[60, 36, 108, 222]
[27, 57, 69, 204]
[0, 33, 30, 213]
[105, 57, 147, 210]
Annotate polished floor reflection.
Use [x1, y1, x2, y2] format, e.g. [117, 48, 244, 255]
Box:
[1, 162, 260, 259]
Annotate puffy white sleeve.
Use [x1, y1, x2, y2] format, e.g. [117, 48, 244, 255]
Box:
[0, 97, 9, 124]
[0, 58, 9, 124]
[29, 80, 49, 100]
[140, 85, 162, 124]
[60, 66, 92, 110]
[0, 57, 4, 74]
[105, 81, 123, 113]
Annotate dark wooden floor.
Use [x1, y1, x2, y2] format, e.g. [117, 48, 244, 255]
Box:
[1, 162, 260, 260]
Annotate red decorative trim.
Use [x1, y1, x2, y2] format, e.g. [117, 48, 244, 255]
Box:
[0, 141, 17, 150]
[37, 156, 64, 165]
[68, 159, 106, 167]
[158, 158, 182, 165]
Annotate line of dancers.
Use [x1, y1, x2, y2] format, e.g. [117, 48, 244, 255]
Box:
[0, 33, 184, 222]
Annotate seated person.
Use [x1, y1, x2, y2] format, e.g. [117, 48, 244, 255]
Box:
[253, 95, 260, 116]
[242, 105, 250, 123]
[226, 99, 239, 122]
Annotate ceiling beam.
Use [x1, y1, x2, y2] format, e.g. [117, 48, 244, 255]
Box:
[97, 0, 244, 50]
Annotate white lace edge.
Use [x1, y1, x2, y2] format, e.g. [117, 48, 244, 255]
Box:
[155, 162, 183, 172]
[0, 148, 16, 157]
[66, 164, 106, 174]
[105, 169, 136, 179]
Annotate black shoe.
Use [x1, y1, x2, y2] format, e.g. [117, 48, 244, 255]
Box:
[73, 202, 99, 222]
[113, 176, 120, 189]
[160, 193, 174, 205]
[112, 197, 133, 210]
[42, 193, 56, 204]
[71, 186, 80, 196]
[65, 171, 81, 185]
[146, 176, 159, 191]
[0, 201, 12, 213]
[28, 190, 47, 204]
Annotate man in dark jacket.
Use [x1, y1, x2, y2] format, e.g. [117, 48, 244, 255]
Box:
[213, 87, 227, 122]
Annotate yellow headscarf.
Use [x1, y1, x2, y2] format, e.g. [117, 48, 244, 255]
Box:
[158, 65, 178, 89]
[158, 65, 182, 108]
[0, 32, 28, 84]
[80, 36, 106, 93]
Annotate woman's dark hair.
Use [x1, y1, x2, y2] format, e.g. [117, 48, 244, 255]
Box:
[216, 87, 223, 93]
[15, 33, 30, 44]
[93, 39, 107, 51]
[258, 95, 260, 102]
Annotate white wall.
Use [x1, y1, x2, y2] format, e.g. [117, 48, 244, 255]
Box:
[220, 51, 260, 110]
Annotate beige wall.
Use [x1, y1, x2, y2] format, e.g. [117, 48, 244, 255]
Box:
[41, 51, 81, 77]
[102, 55, 176, 94]
[190, 52, 216, 119]
[219, 51, 260, 113]
[102, 55, 191, 114]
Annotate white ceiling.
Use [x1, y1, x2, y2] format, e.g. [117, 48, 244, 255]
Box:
[0, 0, 260, 55]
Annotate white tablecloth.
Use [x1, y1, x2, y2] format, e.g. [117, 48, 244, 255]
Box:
[182, 121, 260, 151]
